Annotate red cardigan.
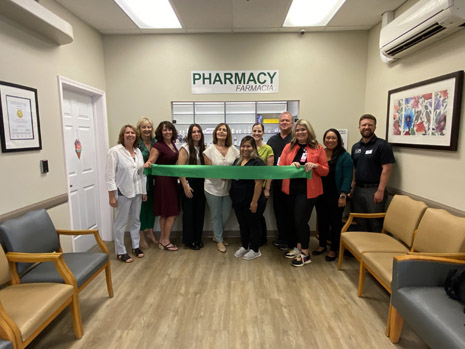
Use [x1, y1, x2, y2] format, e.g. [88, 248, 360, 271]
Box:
[278, 143, 329, 199]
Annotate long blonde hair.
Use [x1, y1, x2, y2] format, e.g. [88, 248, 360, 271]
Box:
[290, 119, 319, 149]
[136, 116, 155, 139]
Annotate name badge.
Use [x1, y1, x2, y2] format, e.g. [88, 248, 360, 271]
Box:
[300, 150, 307, 162]
[365, 149, 373, 154]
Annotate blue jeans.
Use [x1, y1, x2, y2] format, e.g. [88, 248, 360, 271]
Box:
[205, 191, 232, 243]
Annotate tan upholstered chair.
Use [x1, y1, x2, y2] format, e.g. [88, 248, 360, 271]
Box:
[360, 208, 465, 296]
[360, 208, 465, 336]
[0, 246, 83, 348]
[337, 195, 428, 272]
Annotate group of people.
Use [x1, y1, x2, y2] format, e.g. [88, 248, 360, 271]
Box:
[105, 111, 395, 267]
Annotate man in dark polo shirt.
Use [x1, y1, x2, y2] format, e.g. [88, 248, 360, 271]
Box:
[267, 111, 293, 249]
[350, 114, 395, 232]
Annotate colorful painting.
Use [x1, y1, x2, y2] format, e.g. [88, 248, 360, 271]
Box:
[386, 71, 463, 151]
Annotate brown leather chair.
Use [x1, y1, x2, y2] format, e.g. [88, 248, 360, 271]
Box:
[0, 246, 83, 348]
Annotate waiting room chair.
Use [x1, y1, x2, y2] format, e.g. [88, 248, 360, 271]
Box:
[0, 246, 82, 348]
[389, 255, 465, 348]
[337, 195, 427, 271]
[0, 209, 113, 298]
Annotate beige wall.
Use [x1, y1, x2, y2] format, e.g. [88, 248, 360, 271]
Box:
[103, 31, 368, 147]
[0, 0, 106, 228]
[365, 3, 465, 211]
[103, 31, 369, 231]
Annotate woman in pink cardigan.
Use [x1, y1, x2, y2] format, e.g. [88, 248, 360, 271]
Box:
[278, 119, 329, 267]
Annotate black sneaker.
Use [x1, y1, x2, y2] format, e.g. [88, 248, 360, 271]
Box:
[272, 240, 282, 247]
[278, 242, 289, 251]
[291, 252, 311, 267]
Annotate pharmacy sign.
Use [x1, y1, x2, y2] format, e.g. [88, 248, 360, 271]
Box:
[191, 70, 279, 94]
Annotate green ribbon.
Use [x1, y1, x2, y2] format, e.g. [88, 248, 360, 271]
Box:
[145, 164, 312, 179]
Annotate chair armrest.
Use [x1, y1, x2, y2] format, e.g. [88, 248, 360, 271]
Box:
[56, 229, 109, 255]
[392, 255, 465, 291]
[6, 252, 77, 287]
[341, 212, 386, 233]
[408, 252, 465, 260]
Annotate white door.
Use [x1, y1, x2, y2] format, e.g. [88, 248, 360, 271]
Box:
[62, 89, 100, 252]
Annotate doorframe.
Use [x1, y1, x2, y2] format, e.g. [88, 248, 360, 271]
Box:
[57, 76, 113, 243]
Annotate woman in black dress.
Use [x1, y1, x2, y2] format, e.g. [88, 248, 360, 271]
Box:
[178, 124, 206, 250]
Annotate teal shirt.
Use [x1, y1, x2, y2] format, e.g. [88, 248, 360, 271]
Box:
[335, 152, 353, 195]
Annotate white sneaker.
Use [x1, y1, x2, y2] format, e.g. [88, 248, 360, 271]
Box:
[284, 247, 300, 259]
[243, 249, 262, 260]
[234, 247, 249, 258]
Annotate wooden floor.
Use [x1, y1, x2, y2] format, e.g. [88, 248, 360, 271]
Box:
[29, 237, 428, 348]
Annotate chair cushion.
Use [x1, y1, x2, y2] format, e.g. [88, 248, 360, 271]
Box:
[362, 252, 408, 291]
[0, 209, 60, 274]
[383, 195, 427, 247]
[342, 232, 409, 258]
[0, 283, 73, 342]
[413, 208, 465, 253]
[393, 287, 465, 349]
[21, 253, 108, 289]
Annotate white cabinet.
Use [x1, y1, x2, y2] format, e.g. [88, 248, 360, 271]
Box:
[172, 100, 299, 145]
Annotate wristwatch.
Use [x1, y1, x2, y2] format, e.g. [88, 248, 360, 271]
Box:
[339, 194, 347, 199]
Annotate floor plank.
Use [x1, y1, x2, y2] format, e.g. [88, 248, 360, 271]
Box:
[28, 237, 428, 348]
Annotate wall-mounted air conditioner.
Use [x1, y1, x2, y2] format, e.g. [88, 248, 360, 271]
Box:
[380, 0, 465, 62]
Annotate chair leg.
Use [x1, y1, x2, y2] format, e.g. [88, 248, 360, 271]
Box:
[385, 301, 392, 337]
[389, 305, 403, 343]
[105, 263, 114, 298]
[337, 242, 345, 270]
[357, 262, 366, 297]
[69, 294, 83, 339]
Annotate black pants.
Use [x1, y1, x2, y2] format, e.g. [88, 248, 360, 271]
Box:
[181, 178, 206, 245]
[271, 180, 291, 243]
[315, 194, 344, 252]
[260, 198, 268, 245]
[286, 189, 316, 250]
[233, 199, 265, 252]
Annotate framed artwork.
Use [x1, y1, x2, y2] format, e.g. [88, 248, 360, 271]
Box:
[0, 81, 42, 152]
[386, 70, 463, 151]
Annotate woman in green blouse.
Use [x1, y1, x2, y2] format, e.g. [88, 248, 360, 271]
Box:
[137, 116, 158, 248]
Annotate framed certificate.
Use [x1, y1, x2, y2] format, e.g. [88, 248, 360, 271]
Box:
[0, 81, 42, 152]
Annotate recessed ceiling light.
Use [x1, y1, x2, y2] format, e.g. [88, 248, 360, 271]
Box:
[283, 0, 346, 27]
[115, 0, 182, 29]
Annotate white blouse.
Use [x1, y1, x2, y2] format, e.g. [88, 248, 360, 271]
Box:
[181, 143, 202, 165]
[105, 144, 147, 198]
[203, 145, 239, 196]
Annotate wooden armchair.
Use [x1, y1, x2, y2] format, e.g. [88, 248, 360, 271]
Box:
[0, 246, 82, 348]
[337, 195, 427, 271]
[0, 209, 113, 298]
[390, 255, 465, 347]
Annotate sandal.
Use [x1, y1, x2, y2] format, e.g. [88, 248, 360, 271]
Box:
[158, 242, 179, 251]
[132, 248, 144, 258]
[117, 253, 133, 263]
